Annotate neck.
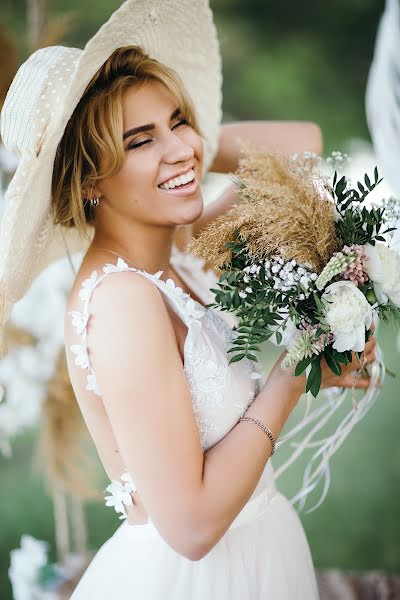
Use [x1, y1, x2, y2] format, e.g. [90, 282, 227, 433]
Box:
[90, 222, 178, 276]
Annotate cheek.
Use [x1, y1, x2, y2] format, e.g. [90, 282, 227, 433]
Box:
[183, 128, 204, 162]
[112, 154, 156, 194]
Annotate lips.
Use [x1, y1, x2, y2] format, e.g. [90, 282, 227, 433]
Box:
[158, 175, 199, 196]
[158, 165, 195, 189]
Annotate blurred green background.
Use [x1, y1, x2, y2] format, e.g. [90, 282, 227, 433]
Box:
[2, 0, 399, 598]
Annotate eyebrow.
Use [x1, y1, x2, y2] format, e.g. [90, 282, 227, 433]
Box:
[122, 107, 182, 141]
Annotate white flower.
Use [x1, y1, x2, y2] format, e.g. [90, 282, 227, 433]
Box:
[322, 280, 372, 352]
[78, 270, 98, 301]
[364, 243, 400, 305]
[103, 257, 129, 274]
[70, 344, 90, 369]
[250, 371, 262, 379]
[86, 372, 101, 396]
[238, 290, 247, 298]
[183, 298, 205, 322]
[69, 310, 88, 335]
[165, 278, 187, 299]
[9, 535, 54, 600]
[104, 472, 136, 519]
[121, 471, 137, 491]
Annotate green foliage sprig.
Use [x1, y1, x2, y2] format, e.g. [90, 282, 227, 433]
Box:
[332, 168, 396, 245]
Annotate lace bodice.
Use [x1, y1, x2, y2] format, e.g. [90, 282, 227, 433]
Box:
[69, 245, 268, 519]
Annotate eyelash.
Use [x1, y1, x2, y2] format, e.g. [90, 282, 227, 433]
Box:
[128, 119, 188, 150]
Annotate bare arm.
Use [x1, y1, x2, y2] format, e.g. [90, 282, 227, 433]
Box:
[209, 120, 323, 173]
[191, 120, 323, 239]
[89, 272, 376, 561]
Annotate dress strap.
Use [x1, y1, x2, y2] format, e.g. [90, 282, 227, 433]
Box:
[68, 256, 206, 398]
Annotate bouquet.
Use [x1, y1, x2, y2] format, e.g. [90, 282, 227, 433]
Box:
[189, 145, 400, 398]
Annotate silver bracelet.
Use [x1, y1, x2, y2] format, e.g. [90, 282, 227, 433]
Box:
[239, 416, 276, 456]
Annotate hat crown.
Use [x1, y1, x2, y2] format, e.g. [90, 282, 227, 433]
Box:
[1, 46, 81, 159]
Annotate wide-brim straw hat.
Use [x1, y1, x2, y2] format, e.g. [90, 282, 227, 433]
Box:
[0, 0, 222, 368]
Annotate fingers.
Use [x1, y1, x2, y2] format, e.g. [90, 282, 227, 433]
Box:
[362, 336, 377, 365]
[340, 373, 370, 389]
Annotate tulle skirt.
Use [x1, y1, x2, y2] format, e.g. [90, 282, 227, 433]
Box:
[71, 482, 319, 600]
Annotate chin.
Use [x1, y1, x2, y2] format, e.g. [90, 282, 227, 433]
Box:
[173, 193, 203, 224]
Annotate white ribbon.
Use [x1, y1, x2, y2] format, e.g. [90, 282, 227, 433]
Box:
[274, 343, 385, 513]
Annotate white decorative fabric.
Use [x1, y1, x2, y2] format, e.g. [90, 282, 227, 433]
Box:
[366, 0, 400, 194]
[68, 246, 319, 598]
[69, 246, 265, 512]
[0, 0, 222, 354]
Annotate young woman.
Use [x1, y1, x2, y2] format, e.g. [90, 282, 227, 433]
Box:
[0, 2, 376, 598]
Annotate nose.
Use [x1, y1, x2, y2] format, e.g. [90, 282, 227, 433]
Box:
[162, 128, 194, 165]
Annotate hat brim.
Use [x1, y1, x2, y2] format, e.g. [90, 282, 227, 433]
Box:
[0, 0, 222, 304]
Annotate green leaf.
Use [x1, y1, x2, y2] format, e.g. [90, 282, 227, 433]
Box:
[324, 348, 342, 376]
[313, 292, 325, 313]
[305, 357, 322, 397]
[228, 353, 245, 364]
[294, 355, 313, 376]
[232, 290, 241, 309]
[275, 331, 282, 345]
[333, 351, 350, 365]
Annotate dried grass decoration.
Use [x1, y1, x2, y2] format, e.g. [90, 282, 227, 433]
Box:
[189, 144, 400, 397]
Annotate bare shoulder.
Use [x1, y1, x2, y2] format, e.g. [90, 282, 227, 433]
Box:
[69, 265, 173, 329]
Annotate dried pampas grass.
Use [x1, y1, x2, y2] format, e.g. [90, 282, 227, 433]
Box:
[189, 143, 341, 272]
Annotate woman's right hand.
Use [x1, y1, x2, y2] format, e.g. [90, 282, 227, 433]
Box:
[266, 331, 378, 400]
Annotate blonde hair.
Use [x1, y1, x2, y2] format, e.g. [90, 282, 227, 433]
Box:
[51, 45, 202, 239]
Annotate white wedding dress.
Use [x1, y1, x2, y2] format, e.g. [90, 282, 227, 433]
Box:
[68, 244, 319, 599]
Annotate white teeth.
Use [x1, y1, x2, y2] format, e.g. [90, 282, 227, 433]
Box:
[159, 168, 195, 190]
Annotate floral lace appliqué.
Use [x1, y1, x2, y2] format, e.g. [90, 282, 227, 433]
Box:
[68, 256, 206, 398]
[104, 472, 137, 520]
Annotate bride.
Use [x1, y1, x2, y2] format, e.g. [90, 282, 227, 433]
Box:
[0, 1, 376, 598]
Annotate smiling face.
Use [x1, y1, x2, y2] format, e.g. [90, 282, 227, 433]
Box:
[93, 79, 205, 230]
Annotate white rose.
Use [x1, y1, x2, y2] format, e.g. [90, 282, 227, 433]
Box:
[322, 280, 372, 352]
[364, 243, 400, 306]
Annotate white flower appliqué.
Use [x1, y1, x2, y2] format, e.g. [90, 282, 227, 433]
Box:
[183, 297, 206, 325]
[70, 343, 89, 370]
[78, 270, 97, 302]
[103, 257, 129, 274]
[69, 310, 88, 335]
[104, 472, 137, 519]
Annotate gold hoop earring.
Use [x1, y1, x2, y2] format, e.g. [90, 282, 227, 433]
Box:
[90, 197, 100, 208]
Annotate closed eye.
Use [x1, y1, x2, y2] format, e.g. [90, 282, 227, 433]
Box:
[128, 119, 189, 150]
